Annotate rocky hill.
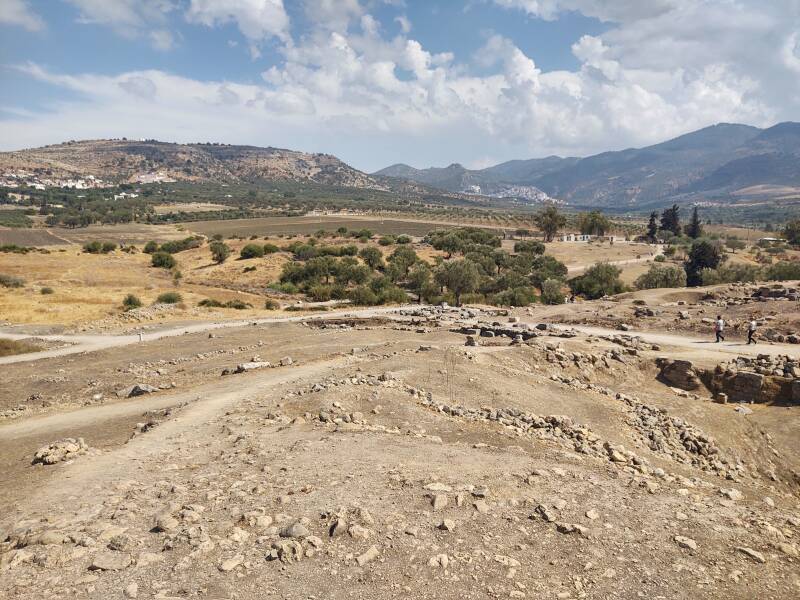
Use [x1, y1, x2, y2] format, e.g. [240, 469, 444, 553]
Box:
[0, 139, 380, 189]
[376, 122, 800, 208]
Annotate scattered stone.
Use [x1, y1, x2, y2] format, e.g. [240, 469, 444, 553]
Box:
[32, 438, 89, 465]
[674, 536, 697, 551]
[89, 552, 132, 571]
[356, 545, 379, 566]
[736, 547, 766, 563]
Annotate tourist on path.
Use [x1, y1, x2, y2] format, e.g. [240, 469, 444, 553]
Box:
[747, 318, 758, 345]
[715, 315, 725, 343]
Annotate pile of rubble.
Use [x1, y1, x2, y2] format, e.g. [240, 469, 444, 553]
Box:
[719, 354, 800, 379]
[31, 438, 89, 465]
[752, 285, 800, 302]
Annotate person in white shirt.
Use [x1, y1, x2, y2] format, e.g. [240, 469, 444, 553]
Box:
[747, 318, 757, 345]
[715, 315, 725, 343]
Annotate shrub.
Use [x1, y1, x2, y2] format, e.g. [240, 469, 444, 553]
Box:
[494, 286, 537, 307]
[143, 241, 159, 254]
[40, 287, 54, 295]
[243, 266, 257, 273]
[210, 241, 231, 264]
[541, 278, 565, 304]
[263, 243, 280, 254]
[514, 240, 545, 255]
[264, 299, 280, 310]
[378, 285, 409, 304]
[701, 264, 762, 285]
[654, 254, 666, 262]
[225, 299, 252, 310]
[198, 298, 224, 308]
[82, 241, 103, 254]
[308, 284, 333, 302]
[765, 261, 800, 281]
[156, 292, 182, 304]
[0, 274, 25, 288]
[396, 235, 412, 244]
[635, 264, 687, 290]
[101, 242, 117, 253]
[570, 262, 625, 299]
[122, 294, 142, 310]
[240, 244, 265, 259]
[151, 251, 176, 269]
[268, 281, 299, 294]
[378, 235, 395, 246]
[348, 285, 380, 306]
[159, 236, 203, 254]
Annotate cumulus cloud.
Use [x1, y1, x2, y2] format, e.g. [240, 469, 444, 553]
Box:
[185, 0, 290, 50]
[0, 0, 45, 31]
[4, 0, 800, 170]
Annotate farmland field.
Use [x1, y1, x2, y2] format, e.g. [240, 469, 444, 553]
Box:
[0, 228, 70, 246]
[186, 215, 450, 237]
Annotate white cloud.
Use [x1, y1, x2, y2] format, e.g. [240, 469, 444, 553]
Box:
[4, 0, 800, 171]
[0, 0, 45, 31]
[186, 0, 290, 59]
[64, 0, 179, 49]
[394, 15, 411, 34]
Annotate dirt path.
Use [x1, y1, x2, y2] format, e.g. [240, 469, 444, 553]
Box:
[563, 323, 799, 360]
[0, 305, 413, 365]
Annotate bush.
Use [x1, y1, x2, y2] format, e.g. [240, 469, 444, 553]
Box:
[378, 285, 409, 304]
[701, 264, 762, 285]
[378, 235, 395, 246]
[151, 251, 176, 269]
[493, 286, 537, 307]
[635, 264, 687, 290]
[654, 255, 666, 262]
[541, 278, 565, 304]
[40, 287, 54, 295]
[198, 298, 252, 309]
[268, 281, 299, 294]
[765, 261, 800, 281]
[101, 242, 117, 253]
[263, 243, 280, 254]
[0, 274, 25, 288]
[143, 241, 159, 254]
[348, 285, 380, 306]
[514, 240, 545, 255]
[123, 294, 142, 310]
[82, 241, 103, 254]
[210, 241, 231, 264]
[308, 284, 333, 302]
[240, 244, 265, 259]
[243, 266, 257, 273]
[264, 299, 280, 310]
[159, 236, 203, 254]
[156, 292, 182, 304]
[396, 235, 412, 244]
[570, 262, 625, 299]
[198, 298, 224, 308]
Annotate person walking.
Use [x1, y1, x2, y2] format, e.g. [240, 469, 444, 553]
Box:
[714, 315, 725, 343]
[747, 317, 758, 345]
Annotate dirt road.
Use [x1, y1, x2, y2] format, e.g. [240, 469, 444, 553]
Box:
[0, 305, 414, 365]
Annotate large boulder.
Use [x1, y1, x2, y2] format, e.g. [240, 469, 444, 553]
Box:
[32, 438, 89, 465]
[657, 358, 702, 391]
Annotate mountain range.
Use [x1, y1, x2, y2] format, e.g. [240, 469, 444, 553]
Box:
[2, 122, 799, 211]
[375, 122, 800, 209]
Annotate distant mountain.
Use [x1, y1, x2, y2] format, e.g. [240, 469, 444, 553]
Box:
[375, 122, 800, 209]
[0, 139, 380, 189]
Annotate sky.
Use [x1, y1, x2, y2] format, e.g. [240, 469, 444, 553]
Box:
[1, 1, 799, 172]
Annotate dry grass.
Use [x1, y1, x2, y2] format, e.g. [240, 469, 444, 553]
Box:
[0, 339, 41, 357]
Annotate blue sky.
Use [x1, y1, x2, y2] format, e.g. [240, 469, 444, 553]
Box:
[1, 1, 798, 172]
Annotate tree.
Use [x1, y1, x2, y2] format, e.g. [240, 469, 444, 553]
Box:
[784, 220, 800, 245]
[686, 207, 703, 239]
[541, 278, 565, 305]
[660, 204, 681, 236]
[578, 211, 611, 236]
[151, 252, 176, 269]
[435, 259, 480, 306]
[529, 255, 568, 291]
[725, 237, 746, 253]
[388, 246, 418, 277]
[513, 240, 545, 255]
[634, 264, 687, 290]
[684, 240, 724, 286]
[408, 262, 435, 303]
[210, 241, 230, 264]
[358, 246, 384, 270]
[240, 244, 265, 259]
[535, 206, 566, 242]
[569, 262, 625, 299]
[646, 212, 659, 243]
